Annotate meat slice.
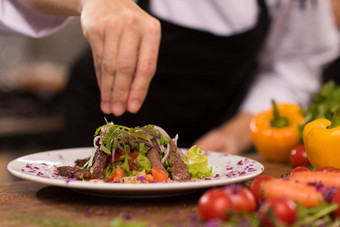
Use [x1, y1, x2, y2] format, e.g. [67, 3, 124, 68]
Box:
[75, 157, 90, 167]
[56, 166, 91, 180]
[57, 166, 74, 177]
[91, 151, 109, 179]
[147, 147, 168, 174]
[169, 141, 190, 181]
[73, 169, 91, 179]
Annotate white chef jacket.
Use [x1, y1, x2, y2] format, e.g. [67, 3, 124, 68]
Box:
[0, 0, 70, 37]
[1, 0, 339, 114]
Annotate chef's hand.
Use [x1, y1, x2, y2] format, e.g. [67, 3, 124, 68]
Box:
[81, 0, 161, 116]
[194, 112, 254, 154]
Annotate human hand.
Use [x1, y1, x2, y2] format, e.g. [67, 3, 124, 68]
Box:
[194, 112, 254, 154]
[80, 0, 161, 116]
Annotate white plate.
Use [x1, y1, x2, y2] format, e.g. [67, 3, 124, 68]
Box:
[7, 147, 264, 198]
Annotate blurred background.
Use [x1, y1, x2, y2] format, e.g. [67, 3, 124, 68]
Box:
[0, 18, 87, 183]
[0, 14, 339, 184]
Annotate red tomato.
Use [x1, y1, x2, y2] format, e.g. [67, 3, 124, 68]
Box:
[198, 185, 256, 221]
[332, 189, 340, 217]
[249, 175, 274, 202]
[290, 166, 311, 176]
[114, 151, 125, 161]
[108, 165, 124, 182]
[114, 150, 138, 170]
[224, 184, 256, 213]
[258, 196, 297, 227]
[151, 167, 169, 182]
[317, 166, 340, 173]
[290, 145, 310, 167]
[128, 152, 138, 171]
[198, 188, 232, 221]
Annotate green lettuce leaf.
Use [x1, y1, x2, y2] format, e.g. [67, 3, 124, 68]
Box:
[182, 145, 212, 179]
[136, 154, 151, 173]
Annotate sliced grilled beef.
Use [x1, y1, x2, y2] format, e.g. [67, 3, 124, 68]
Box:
[169, 141, 190, 181]
[57, 166, 74, 177]
[75, 157, 90, 167]
[91, 151, 109, 179]
[147, 147, 168, 174]
[73, 169, 91, 179]
[57, 166, 91, 180]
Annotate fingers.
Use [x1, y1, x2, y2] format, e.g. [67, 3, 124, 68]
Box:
[81, 16, 104, 88]
[100, 21, 121, 114]
[110, 16, 141, 116]
[127, 19, 161, 113]
[103, 15, 160, 116]
[80, 0, 160, 116]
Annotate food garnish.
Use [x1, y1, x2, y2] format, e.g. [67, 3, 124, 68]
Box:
[57, 122, 212, 183]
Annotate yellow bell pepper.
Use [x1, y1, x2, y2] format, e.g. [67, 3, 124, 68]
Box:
[250, 100, 304, 163]
[302, 107, 340, 169]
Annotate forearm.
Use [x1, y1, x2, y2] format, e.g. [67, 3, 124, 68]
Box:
[331, 0, 340, 28]
[17, 0, 83, 16]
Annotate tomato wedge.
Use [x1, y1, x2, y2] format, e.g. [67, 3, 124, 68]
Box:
[108, 165, 125, 182]
[151, 167, 168, 182]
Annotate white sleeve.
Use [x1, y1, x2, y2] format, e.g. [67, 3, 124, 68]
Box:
[0, 0, 72, 38]
[240, 0, 340, 114]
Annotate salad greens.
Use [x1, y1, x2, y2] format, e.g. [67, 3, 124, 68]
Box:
[182, 145, 212, 179]
[90, 122, 173, 178]
[299, 80, 340, 143]
[58, 121, 213, 183]
[136, 154, 151, 173]
[94, 121, 171, 156]
[295, 202, 338, 226]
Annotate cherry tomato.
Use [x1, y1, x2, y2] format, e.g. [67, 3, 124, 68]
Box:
[249, 175, 274, 202]
[332, 189, 340, 217]
[198, 188, 232, 221]
[224, 185, 256, 213]
[290, 166, 311, 176]
[290, 145, 310, 167]
[108, 165, 124, 182]
[258, 196, 297, 227]
[198, 185, 256, 221]
[128, 152, 138, 171]
[114, 150, 138, 170]
[317, 166, 340, 173]
[114, 151, 126, 161]
[151, 167, 169, 182]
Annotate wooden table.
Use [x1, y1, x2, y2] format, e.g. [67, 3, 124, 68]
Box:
[0, 153, 291, 227]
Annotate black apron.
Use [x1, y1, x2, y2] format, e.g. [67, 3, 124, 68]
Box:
[60, 0, 270, 148]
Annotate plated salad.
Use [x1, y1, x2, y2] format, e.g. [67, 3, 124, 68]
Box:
[57, 122, 212, 183]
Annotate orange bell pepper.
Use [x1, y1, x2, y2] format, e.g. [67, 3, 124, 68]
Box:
[250, 100, 304, 163]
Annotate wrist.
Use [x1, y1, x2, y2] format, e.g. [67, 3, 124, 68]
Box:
[76, 0, 85, 15]
[18, 0, 83, 16]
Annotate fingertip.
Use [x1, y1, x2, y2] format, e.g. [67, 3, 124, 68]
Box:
[112, 102, 126, 116]
[101, 101, 112, 114]
[127, 99, 141, 113]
